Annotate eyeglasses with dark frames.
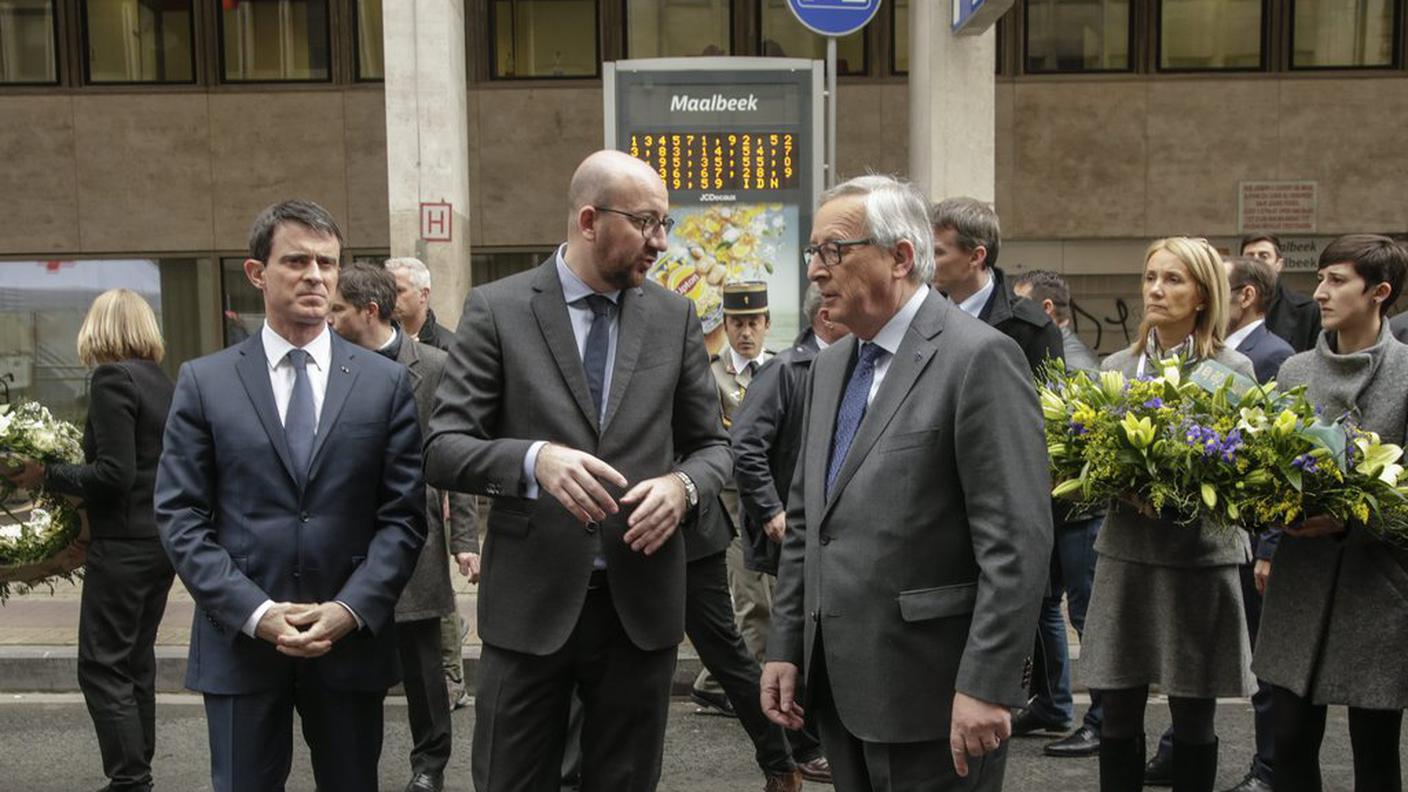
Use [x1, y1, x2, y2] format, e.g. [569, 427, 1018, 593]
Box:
[593, 206, 676, 239]
[804, 238, 876, 268]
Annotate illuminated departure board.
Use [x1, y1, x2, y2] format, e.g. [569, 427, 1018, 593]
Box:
[627, 132, 799, 192]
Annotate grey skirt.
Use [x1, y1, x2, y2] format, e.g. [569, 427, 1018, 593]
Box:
[1079, 555, 1255, 698]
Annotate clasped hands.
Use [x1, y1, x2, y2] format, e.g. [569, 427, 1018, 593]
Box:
[761, 662, 1009, 778]
[534, 443, 687, 555]
[256, 602, 357, 658]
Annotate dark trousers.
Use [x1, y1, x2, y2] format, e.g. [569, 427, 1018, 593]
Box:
[685, 551, 798, 775]
[1030, 516, 1102, 728]
[397, 616, 453, 777]
[473, 583, 676, 792]
[203, 663, 386, 792]
[77, 538, 174, 791]
[811, 630, 1007, 792]
[1270, 685, 1403, 792]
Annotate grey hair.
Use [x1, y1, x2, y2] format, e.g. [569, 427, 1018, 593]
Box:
[802, 282, 824, 325]
[931, 196, 1001, 270]
[384, 257, 431, 290]
[818, 174, 934, 284]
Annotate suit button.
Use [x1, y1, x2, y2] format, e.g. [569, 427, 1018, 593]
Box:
[585, 521, 599, 534]
[300, 512, 310, 523]
[810, 610, 820, 623]
[819, 534, 831, 546]
[292, 570, 300, 579]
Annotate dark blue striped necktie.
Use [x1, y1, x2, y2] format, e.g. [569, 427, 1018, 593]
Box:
[826, 342, 886, 497]
[581, 295, 614, 424]
[284, 349, 316, 482]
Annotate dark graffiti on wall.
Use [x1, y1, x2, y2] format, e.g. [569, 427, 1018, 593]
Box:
[1069, 296, 1137, 357]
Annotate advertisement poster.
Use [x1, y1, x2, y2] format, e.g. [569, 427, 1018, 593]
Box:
[648, 202, 801, 355]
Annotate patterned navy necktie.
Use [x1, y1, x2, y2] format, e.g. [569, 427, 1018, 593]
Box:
[284, 348, 316, 481]
[826, 342, 887, 497]
[581, 294, 614, 424]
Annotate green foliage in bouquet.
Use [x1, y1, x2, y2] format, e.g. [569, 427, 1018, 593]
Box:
[1040, 357, 1408, 542]
[0, 401, 86, 600]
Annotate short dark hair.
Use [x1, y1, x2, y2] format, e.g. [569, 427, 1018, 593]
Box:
[1240, 232, 1283, 258]
[1317, 233, 1407, 315]
[1225, 255, 1278, 314]
[337, 262, 398, 323]
[248, 199, 345, 263]
[1011, 269, 1070, 322]
[931, 197, 1001, 270]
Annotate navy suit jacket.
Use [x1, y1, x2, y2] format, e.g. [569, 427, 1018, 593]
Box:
[1236, 322, 1295, 385]
[155, 331, 426, 695]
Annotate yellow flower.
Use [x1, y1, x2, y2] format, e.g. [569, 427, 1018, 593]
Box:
[1120, 413, 1156, 450]
[1272, 410, 1298, 437]
[1100, 370, 1127, 400]
[1040, 388, 1067, 422]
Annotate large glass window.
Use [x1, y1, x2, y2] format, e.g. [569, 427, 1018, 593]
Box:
[760, 0, 865, 75]
[1026, 0, 1131, 72]
[626, 0, 730, 57]
[0, 0, 57, 84]
[1292, 0, 1396, 68]
[1159, 0, 1264, 70]
[83, 0, 194, 83]
[0, 258, 205, 423]
[356, 0, 383, 79]
[220, 0, 330, 82]
[492, 0, 597, 78]
[472, 250, 552, 286]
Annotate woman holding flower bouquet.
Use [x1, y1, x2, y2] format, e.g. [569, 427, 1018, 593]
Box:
[3, 289, 174, 792]
[1079, 237, 1258, 792]
[1253, 235, 1408, 792]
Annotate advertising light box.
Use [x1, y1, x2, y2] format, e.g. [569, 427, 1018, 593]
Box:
[605, 58, 824, 355]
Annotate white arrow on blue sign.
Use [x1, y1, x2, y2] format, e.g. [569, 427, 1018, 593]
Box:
[786, 0, 883, 38]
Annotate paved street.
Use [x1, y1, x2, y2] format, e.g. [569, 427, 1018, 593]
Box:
[0, 693, 1395, 791]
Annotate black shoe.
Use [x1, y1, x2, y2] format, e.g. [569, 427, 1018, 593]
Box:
[1044, 725, 1101, 757]
[1100, 734, 1146, 792]
[1011, 707, 1073, 736]
[690, 687, 737, 718]
[1144, 744, 1174, 787]
[405, 772, 444, 792]
[1219, 771, 1272, 792]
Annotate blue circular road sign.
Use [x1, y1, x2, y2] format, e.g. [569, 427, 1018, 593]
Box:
[786, 0, 883, 37]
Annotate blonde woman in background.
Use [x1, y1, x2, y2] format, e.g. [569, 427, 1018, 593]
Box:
[5, 288, 176, 792]
[1077, 238, 1257, 792]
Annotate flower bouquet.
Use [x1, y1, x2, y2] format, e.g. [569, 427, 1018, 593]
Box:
[1040, 357, 1408, 542]
[0, 401, 89, 600]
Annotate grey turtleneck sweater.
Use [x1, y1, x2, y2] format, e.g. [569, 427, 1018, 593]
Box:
[1276, 319, 1408, 444]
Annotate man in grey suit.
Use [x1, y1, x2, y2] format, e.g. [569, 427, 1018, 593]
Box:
[761, 175, 1052, 792]
[424, 150, 731, 792]
[328, 262, 479, 792]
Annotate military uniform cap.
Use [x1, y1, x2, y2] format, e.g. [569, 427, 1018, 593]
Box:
[722, 281, 769, 315]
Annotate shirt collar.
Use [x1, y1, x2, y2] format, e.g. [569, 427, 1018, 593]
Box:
[1224, 317, 1265, 351]
[867, 284, 930, 357]
[376, 325, 400, 352]
[555, 244, 621, 306]
[729, 346, 762, 373]
[816, 335, 832, 351]
[262, 321, 331, 372]
[956, 271, 994, 318]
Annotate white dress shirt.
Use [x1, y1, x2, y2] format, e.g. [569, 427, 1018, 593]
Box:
[729, 347, 764, 375]
[243, 323, 361, 637]
[859, 284, 930, 405]
[1224, 317, 1265, 352]
[955, 271, 994, 319]
[521, 245, 623, 499]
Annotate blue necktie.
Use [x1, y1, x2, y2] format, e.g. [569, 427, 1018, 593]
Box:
[284, 349, 316, 482]
[581, 295, 614, 425]
[826, 343, 886, 497]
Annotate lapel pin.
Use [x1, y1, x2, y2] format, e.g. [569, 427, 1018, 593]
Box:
[340, 366, 350, 373]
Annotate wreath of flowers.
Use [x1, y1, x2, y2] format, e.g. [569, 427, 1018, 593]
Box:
[0, 401, 87, 601]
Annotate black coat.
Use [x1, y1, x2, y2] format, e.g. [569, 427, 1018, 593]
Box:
[45, 359, 174, 540]
[415, 307, 458, 351]
[730, 328, 822, 574]
[1265, 280, 1322, 353]
[979, 267, 1063, 375]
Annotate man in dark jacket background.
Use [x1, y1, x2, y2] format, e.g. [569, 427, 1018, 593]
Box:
[386, 256, 458, 350]
[1241, 233, 1321, 353]
[929, 197, 1062, 375]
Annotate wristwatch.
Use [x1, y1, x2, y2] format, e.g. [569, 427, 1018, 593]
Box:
[672, 471, 699, 509]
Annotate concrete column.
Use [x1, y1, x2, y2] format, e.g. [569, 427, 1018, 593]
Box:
[908, 2, 997, 203]
[384, 0, 472, 328]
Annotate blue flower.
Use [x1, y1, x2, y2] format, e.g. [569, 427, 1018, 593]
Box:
[1291, 453, 1320, 474]
[1070, 421, 1088, 436]
[1143, 398, 1164, 409]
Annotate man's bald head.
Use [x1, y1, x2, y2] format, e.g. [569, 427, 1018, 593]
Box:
[567, 150, 663, 216]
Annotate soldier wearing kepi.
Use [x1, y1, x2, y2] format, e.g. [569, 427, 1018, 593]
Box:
[693, 282, 775, 716]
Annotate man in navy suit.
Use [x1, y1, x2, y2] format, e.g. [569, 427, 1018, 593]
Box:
[155, 200, 426, 792]
[1225, 255, 1296, 385]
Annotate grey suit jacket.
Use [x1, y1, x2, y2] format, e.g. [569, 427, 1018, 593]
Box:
[424, 258, 731, 655]
[766, 290, 1052, 743]
[394, 335, 478, 622]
